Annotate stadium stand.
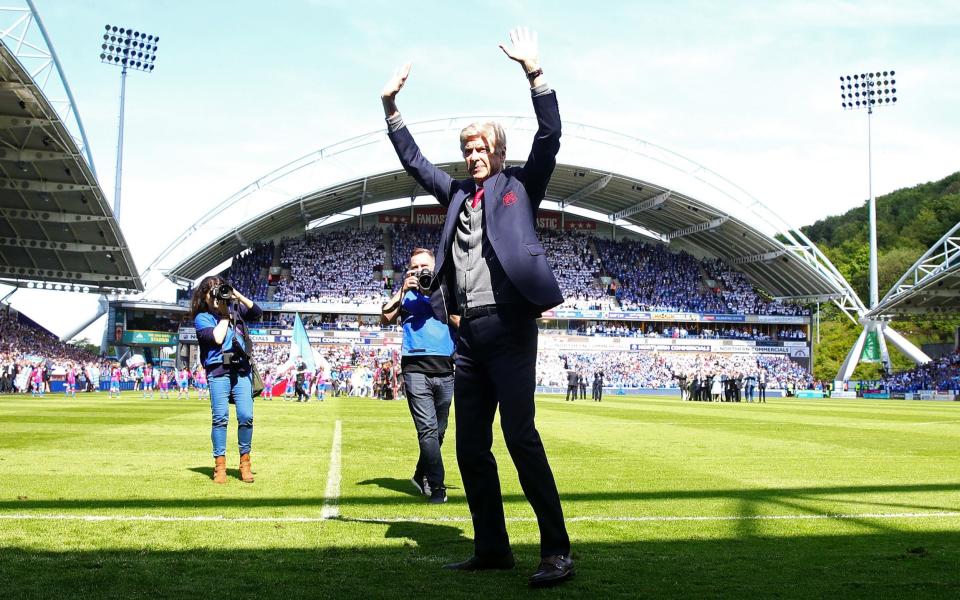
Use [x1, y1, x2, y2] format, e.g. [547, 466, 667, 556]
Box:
[273, 228, 385, 304]
[881, 351, 960, 393]
[223, 242, 273, 301]
[0, 306, 109, 394]
[537, 349, 812, 390]
[233, 226, 806, 316]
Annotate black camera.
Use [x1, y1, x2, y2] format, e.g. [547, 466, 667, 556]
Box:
[416, 269, 434, 290]
[212, 283, 234, 300]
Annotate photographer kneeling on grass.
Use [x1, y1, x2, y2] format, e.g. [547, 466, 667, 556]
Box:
[382, 248, 456, 504]
[191, 276, 262, 484]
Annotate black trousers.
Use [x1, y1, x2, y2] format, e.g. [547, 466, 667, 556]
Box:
[565, 384, 577, 402]
[455, 310, 570, 558]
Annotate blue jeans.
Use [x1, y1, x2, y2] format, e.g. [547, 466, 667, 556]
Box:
[403, 371, 453, 488]
[209, 371, 254, 458]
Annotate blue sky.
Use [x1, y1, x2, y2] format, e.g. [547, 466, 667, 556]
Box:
[4, 0, 960, 340]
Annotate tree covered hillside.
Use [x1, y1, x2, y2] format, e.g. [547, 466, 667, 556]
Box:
[801, 171, 960, 380]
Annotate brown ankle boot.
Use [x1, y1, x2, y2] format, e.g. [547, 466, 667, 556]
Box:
[213, 456, 227, 484]
[239, 453, 254, 483]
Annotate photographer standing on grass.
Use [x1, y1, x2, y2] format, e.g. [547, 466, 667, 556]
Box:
[382, 248, 456, 504]
[191, 276, 262, 485]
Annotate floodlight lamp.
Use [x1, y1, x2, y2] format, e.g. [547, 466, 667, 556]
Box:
[100, 53, 106, 60]
[105, 24, 111, 30]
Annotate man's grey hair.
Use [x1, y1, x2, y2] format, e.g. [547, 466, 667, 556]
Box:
[459, 121, 507, 157]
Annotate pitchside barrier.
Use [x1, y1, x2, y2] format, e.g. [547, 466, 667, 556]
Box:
[535, 386, 787, 397]
[905, 391, 958, 401]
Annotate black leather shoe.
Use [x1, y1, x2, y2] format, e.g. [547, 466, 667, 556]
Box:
[442, 554, 515, 571]
[529, 554, 575, 587]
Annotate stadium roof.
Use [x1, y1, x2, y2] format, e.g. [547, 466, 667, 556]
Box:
[867, 221, 960, 318]
[144, 116, 864, 316]
[0, 23, 141, 292]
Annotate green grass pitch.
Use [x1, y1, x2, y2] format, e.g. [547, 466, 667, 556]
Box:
[1, 392, 959, 598]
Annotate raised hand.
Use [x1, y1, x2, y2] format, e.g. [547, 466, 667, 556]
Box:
[499, 27, 540, 72]
[381, 63, 411, 118]
[381, 62, 412, 101]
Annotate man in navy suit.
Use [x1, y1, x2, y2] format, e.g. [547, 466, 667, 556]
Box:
[381, 27, 573, 588]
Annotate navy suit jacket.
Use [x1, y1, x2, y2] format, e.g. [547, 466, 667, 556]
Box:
[387, 91, 565, 321]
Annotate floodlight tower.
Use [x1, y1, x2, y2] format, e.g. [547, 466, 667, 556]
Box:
[840, 70, 897, 308]
[836, 71, 901, 380]
[98, 24, 159, 220]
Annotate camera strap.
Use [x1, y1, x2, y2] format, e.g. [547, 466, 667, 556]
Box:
[230, 303, 255, 356]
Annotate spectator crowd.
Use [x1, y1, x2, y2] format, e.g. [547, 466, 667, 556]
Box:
[273, 228, 386, 304]
[214, 225, 811, 319]
[881, 351, 960, 393]
[537, 349, 812, 391]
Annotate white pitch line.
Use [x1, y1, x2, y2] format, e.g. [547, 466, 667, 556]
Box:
[320, 419, 342, 519]
[1, 511, 958, 525]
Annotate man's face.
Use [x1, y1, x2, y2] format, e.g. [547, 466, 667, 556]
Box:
[462, 135, 503, 183]
[408, 252, 435, 274]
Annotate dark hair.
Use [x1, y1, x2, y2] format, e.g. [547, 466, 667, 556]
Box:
[410, 247, 434, 260]
[190, 275, 226, 317]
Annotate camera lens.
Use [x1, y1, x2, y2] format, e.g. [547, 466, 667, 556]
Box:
[417, 269, 433, 290]
[215, 283, 234, 300]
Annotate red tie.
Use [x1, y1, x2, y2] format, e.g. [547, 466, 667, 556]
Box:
[471, 187, 484, 209]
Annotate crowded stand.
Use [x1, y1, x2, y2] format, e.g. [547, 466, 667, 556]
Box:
[392, 224, 441, 273]
[595, 237, 809, 316]
[539, 230, 614, 310]
[0, 307, 108, 394]
[273, 228, 386, 304]
[702, 258, 809, 316]
[881, 351, 960, 393]
[197, 225, 811, 319]
[595, 238, 720, 313]
[537, 349, 812, 391]
[223, 242, 273, 301]
[565, 321, 806, 341]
